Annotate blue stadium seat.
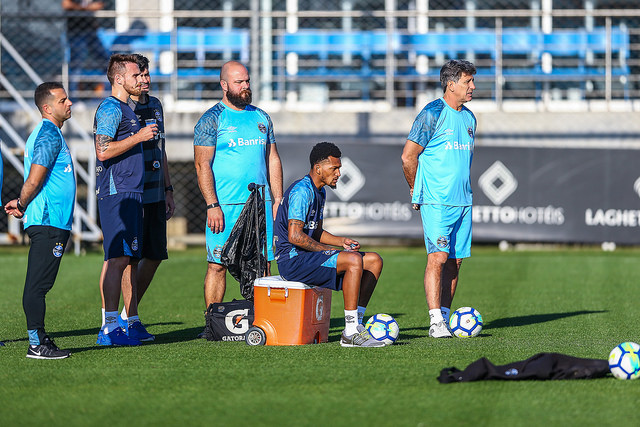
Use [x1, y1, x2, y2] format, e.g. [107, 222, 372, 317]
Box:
[97, 27, 249, 78]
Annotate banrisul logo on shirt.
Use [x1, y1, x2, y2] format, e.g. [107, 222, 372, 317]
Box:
[445, 140, 472, 151]
[228, 137, 266, 147]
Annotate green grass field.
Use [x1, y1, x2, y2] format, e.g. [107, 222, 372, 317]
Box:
[1, 245, 640, 426]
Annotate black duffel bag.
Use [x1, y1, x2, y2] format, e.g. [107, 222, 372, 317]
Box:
[203, 299, 254, 342]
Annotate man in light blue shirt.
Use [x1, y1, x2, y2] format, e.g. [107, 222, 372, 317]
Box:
[401, 60, 477, 338]
[194, 61, 283, 334]
[5, 82, 75, 358]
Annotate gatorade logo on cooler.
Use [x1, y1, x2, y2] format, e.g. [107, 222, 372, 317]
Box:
[316, 295, 324, 321]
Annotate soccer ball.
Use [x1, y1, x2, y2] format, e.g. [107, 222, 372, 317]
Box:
[608, 342, 640, 380]
[449, 307, 483, 338]
[365, 313, 399, 345]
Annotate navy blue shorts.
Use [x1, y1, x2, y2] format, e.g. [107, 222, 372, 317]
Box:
[142, 201, 168, 261]
[277, 250, 344, 291]
[98, 192, 143, 260]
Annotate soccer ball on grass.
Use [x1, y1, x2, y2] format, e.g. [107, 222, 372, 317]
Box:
[609, 342, 640, 380]
[449, 307, 483, 338]
[365, 313, 399, 345]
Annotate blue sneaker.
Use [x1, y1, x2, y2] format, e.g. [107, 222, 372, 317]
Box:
[96, 327, 141, 346]
[117, 315, 128, 332]
[127, 321, 155, 342]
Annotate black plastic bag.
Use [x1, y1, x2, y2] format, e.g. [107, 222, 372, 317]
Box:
[220, 184, 267, 300]
[438, 353, 609, 383]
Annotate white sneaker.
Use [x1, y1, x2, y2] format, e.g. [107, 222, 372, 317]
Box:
[340, 324, 385, 347]
[429, 321, 453, 338]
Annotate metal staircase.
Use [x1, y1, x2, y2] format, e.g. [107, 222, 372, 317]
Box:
[0, 33, 101, 254]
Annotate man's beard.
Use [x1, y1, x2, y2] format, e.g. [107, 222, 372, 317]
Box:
[227, 88, 252, 109]
[125, 81, 142, 96]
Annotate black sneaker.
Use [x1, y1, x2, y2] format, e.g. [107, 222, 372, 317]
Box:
[26, 336, 71, 359]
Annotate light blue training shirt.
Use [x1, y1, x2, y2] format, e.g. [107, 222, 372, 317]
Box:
[193, 102, 276, 204]
[407, 97, 476, 206]
[23, 119, 76, 230]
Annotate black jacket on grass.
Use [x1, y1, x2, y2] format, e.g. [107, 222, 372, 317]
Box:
[438, 353, 609, 383]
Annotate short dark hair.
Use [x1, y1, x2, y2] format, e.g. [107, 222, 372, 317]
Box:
[132, 53, 150, 73]
[34, 82, 64, 113]
[309, 142, 341, 167]
[440, 60, 476, 92]
[107, 53, 140, 84]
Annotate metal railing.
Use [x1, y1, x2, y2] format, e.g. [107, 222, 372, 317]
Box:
[0, 33, 101, 253]
[1, 7, 639, 108]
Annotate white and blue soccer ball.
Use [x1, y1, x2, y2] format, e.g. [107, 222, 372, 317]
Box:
[609, 342, 640, 380]
[449, 307, 483, 338]
[365, 313, 399, 345]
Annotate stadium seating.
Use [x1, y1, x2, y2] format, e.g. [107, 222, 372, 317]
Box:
[97, 27, 249, 78]
[280, 27, 628, 80]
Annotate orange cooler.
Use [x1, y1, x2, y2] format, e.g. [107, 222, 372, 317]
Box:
[251, 275, 332, 346]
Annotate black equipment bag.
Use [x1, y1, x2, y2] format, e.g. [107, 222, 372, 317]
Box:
[220, 183, 268, 300]
[203, 299, 254, 342]
[438, 352, 609, 383]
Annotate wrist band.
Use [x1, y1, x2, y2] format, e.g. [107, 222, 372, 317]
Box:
[207, 202, 220, 209]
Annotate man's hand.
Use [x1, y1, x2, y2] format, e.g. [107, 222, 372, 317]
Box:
[343, 238, 360, 251]
[139, 123, 157, 141]
[165, 191, 175, 220]
[207, 206, 224, 234]
[4, 199, 24, 219]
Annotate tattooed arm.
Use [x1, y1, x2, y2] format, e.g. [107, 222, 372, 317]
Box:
[287, 219, 335, 252]
[94, 125, 155, 161]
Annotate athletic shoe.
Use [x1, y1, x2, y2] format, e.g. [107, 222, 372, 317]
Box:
[0, 341, 4, 346]
[96, 327, 141, 346]
[117, 314, 128, 332]
[26, 336, 71, 359]
[340, 324, 385, 347]
[429, 321, 453, 338]
[127, 321, 155, 342]
[197, 327, 207, 339]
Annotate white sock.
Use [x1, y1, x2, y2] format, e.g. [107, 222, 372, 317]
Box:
[357, 306, 366, 324]
[101, 308, 105, 327]
[429, 308, 444, 325]
[104, 311, 119, 334]
[344, 309, 359, 335]
[441, 307, 451, 324]
[120, 308, 128, 321]
[127, 315, 139, 326]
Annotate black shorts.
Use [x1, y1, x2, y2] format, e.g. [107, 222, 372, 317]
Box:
[142, 201, 168, 260]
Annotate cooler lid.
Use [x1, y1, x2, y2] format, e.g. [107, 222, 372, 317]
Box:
[254, 275, 314, 290]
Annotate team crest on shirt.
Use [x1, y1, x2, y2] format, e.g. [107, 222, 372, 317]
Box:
[257, 123, 267, 134]
[155, 109, 162, 122]
[130, 119, 138, 127]
[467, 127, 474, 138]
[132, 237, 139, 252]
[53, 243, 64, 258]
[437, 235, 449, 249]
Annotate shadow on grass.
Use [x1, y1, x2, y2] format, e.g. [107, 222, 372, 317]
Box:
[485, 310, 607, 329]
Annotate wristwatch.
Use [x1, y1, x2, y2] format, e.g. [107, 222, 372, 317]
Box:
[207, 202, 220, 209]
[165, 185, 174, 192]
[17, 199, 26, 213]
